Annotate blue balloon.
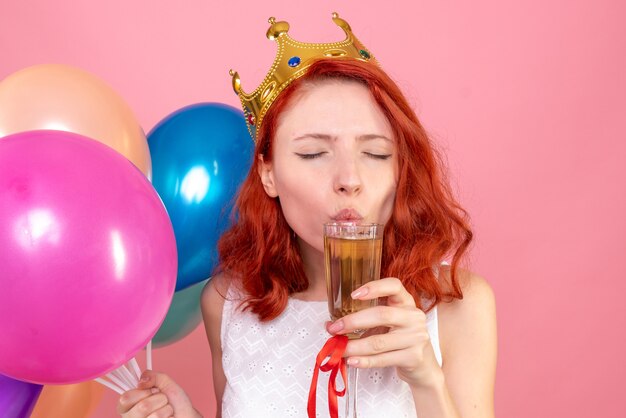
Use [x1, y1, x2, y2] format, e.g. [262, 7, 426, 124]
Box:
[148, 103, 253, 291]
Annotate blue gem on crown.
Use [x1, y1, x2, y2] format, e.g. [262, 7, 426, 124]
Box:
[229, 13, 377, 141]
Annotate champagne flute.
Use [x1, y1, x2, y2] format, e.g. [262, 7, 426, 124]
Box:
[324, 222, 383, 418]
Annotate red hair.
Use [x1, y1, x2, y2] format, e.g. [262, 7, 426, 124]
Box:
[218, 58, 472, 321]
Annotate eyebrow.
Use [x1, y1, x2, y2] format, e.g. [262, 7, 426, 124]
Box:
[292, 133, 392, 142]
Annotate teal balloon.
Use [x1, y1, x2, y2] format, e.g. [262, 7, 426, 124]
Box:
[148, 103, 253, 291]
[152, 279, 209, 348]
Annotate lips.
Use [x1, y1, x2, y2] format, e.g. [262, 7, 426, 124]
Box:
[331, 209, 363, 221]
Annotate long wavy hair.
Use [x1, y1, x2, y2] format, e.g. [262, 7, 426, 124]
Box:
[217, 58, 473, 321]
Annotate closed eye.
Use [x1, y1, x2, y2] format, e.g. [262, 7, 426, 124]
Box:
[295, 152, 327, 160]
[364, 152, 392, 160]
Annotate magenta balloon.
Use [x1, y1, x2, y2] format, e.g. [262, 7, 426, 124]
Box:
[0, 130, 177, 384]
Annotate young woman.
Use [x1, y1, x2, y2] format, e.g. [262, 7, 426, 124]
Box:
[117, 16, 496, 418]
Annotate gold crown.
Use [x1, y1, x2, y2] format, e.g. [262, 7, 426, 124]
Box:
[229, 12, 377, 141]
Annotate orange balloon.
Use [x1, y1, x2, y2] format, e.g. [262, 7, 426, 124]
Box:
[0, 64, 151, 178]
[30, 381, 105, 418]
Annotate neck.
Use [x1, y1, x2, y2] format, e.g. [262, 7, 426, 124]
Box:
[294, 238, 327, 301]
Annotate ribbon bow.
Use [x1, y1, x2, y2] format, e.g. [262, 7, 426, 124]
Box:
[307, 335, 349, 418]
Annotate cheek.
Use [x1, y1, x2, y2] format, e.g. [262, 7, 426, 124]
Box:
[370, 165, 398, 224]
[274, 174, 323, 221]
[380, 184, 397, 223]
[279, 197, 326, 253]
[382, 160, 400, 221]
[274, 174, 329, 250]
[273, 159, 329, 211]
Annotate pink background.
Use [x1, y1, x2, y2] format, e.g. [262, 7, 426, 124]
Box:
[2, 1, 624, 417]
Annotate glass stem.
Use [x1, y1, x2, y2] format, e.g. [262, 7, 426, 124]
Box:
[345, 365, 358, 417]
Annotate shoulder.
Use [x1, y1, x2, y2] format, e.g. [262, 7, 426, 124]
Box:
[201, 273, 235, 348]
[200, 273, 231, 326]
[435, 267, 497, 415]
[436, 266, 497, 361]
[200, 274, 233, 377]
[438, 265, 495, 312]
[201, 274, 233, 412]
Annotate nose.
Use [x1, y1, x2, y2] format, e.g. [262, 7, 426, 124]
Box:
[333, 155, 362, 195]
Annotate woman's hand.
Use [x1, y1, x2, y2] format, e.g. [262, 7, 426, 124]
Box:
[117, 370, 202, 418]
[326, 277, 442, 389]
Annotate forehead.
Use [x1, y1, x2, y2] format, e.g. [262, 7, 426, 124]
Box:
[274, 79, 393, 139]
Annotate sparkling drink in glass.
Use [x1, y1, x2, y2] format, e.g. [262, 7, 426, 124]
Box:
[323, 222, 383, 417]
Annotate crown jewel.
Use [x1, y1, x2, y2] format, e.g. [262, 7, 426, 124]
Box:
[229, 12, 377, 141]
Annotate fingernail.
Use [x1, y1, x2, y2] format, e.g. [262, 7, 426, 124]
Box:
[151, 388, 159, 394]
[351, 287, 368, 299]
[328, 320, 344, 333]
[140, 376, 149, 383]
[347, 358, 359, 366]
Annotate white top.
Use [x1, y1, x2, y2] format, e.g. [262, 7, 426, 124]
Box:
[220, 280, 442, 417]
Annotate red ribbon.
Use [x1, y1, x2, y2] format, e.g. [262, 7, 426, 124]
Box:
[307, 335, 348, 418]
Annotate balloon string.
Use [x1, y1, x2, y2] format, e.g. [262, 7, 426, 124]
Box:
[106, 371, 131, 391]
[129, 358, 142, 381]
[110, 369, 129, 389]
[115, 368, 135, 389]
[146, 340, 153, 370]
[95, 340, 154, 394]
[119, 364, 138, 387]
[95, 377, 124, 394]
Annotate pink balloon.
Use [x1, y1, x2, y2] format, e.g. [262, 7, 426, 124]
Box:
[0, 130, 177, 384]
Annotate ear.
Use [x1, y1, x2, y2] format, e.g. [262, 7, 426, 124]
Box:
[257, 154, 278, 198]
